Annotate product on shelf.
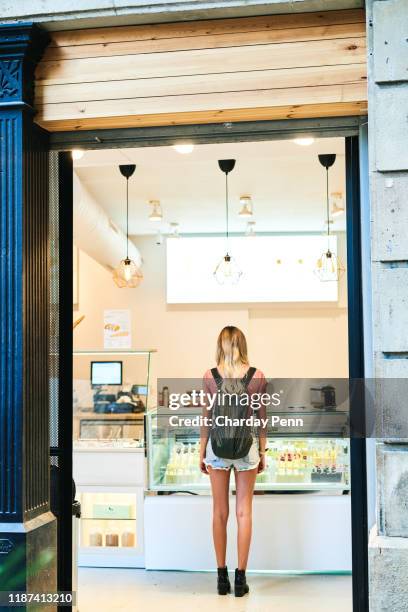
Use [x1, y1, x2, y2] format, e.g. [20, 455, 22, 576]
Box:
[121, 531, 135, 547]
[159, 438, 349, 488]
[105, 533, 119, 547]
[89, 532, 103, 546]
[163, 442, 207, 485]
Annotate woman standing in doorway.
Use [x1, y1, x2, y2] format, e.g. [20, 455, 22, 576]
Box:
[200, 326, 267, 597]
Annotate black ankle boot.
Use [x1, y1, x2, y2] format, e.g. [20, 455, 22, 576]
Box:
[217, 566, 231, 595]
[234, 568, 249, 597]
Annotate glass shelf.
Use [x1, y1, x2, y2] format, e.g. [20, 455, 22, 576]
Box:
[78, 492, 138, 549]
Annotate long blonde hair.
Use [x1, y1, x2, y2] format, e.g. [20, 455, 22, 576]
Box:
[216, 326, 249, 378]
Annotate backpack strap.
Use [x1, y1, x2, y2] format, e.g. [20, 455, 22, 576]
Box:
[211, 367, 223, 389]
[211, 366, 256, 389]
[242, 366, 256, 388]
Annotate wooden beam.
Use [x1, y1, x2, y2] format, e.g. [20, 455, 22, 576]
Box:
[35, 101, 368, 132]
[36, 82, 367, 124]
[47, 9, 365, 48]
[36, 63, 366, 105]
[43, 23, 365, 61]
[36, 37, 366, 85]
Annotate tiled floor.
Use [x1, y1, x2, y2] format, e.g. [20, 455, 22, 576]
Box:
[77, 568, 352, 611]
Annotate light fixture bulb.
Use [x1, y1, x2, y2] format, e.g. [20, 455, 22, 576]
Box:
[113, 258, 143, 288]
[214, 253, 242, 285]
[293, 137, 315, 146]
[71, 149, 84, 160]
[239, 195, 253, 218]
[173, 143, 194, 154]
[314, 250, 345, 282]
[148, 200, 163, 222]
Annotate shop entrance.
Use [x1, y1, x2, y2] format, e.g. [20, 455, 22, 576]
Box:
[51, 120, 368, 611]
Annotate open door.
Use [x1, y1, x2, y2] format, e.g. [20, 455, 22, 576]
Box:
[49, 152, 74, 594]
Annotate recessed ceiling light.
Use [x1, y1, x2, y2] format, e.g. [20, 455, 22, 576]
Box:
[71, 149, 85, 160]
[293, 138, 315, 146]
[173, 143, 194, 154]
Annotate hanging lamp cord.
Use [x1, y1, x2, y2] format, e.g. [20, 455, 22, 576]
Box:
[225, 171, 229, 248]
[126, 176, 129, 259]
[326, 167, 330, 248]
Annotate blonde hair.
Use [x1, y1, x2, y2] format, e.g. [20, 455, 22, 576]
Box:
[216, 326, 249, 378]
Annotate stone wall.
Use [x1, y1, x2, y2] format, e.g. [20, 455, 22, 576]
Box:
[0, 0, 363, 29]
[368, 0, 408, 610]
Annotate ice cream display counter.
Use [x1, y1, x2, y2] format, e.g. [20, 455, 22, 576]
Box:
[145, 408, 350, 493]
[143, 406, 352, 571]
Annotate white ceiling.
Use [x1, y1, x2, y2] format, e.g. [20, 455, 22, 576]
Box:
[74, 138, 346, 236]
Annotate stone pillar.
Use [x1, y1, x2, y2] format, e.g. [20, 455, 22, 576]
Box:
[0, 23, 57, 608]
[367, 1, 408, 610]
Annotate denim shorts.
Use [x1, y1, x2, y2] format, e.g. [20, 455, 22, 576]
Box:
[204, 437, 260, 472]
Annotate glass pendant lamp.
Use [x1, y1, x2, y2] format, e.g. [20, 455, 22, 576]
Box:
[239, 195, 253, 218]
[113, 164, 143, 288]
[148, 200, 163, 222]
[246, 221, 256, 237]
[213, 159, 242, 285]
[314, 154, 345, 282]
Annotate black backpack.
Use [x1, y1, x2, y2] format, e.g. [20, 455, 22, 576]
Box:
[210, 366, 256, 460]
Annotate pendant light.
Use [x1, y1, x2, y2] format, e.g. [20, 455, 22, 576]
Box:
[169, 222, 180, 238]
[213, 159, 242, 285]
[148, 200, 163, 222]
[246, 221, 256, 237]
[314, 154, 345, 282]
[112, 164, 143, 288]
[239, 195, 253, 218]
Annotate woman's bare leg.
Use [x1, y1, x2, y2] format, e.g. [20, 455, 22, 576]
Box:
[234, 468, 258, 570]
[208, 467, 231, 567]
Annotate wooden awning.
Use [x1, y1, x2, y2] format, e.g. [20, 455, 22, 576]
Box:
[35, 9, 367, 132]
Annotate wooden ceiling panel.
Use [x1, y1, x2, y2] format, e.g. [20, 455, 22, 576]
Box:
[35, 9, 367, 132]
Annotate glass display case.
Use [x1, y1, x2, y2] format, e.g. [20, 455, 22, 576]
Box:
[145, 408, 350, 492]
[73, 349, 156, 447]
[79, 491, 137, 548]
[76, 488, 145, 568]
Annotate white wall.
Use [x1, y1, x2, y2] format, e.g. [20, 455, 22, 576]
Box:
[73, 236, 349, 379]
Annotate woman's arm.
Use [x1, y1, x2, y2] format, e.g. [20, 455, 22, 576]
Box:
[256, 373, 268, 472]
[199, 373, 212, 473]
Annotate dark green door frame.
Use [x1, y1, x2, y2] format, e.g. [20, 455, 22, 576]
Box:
[0, 22, 57, 599]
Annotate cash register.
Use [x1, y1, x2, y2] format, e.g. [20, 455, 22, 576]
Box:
[91, 361, 145, 414]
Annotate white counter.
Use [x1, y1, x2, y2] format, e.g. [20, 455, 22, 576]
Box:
[74, 447, 146, 568]
[74, 447, 352, 572]
[144, 493, 352, 572]
[74, 445, 145, 487]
